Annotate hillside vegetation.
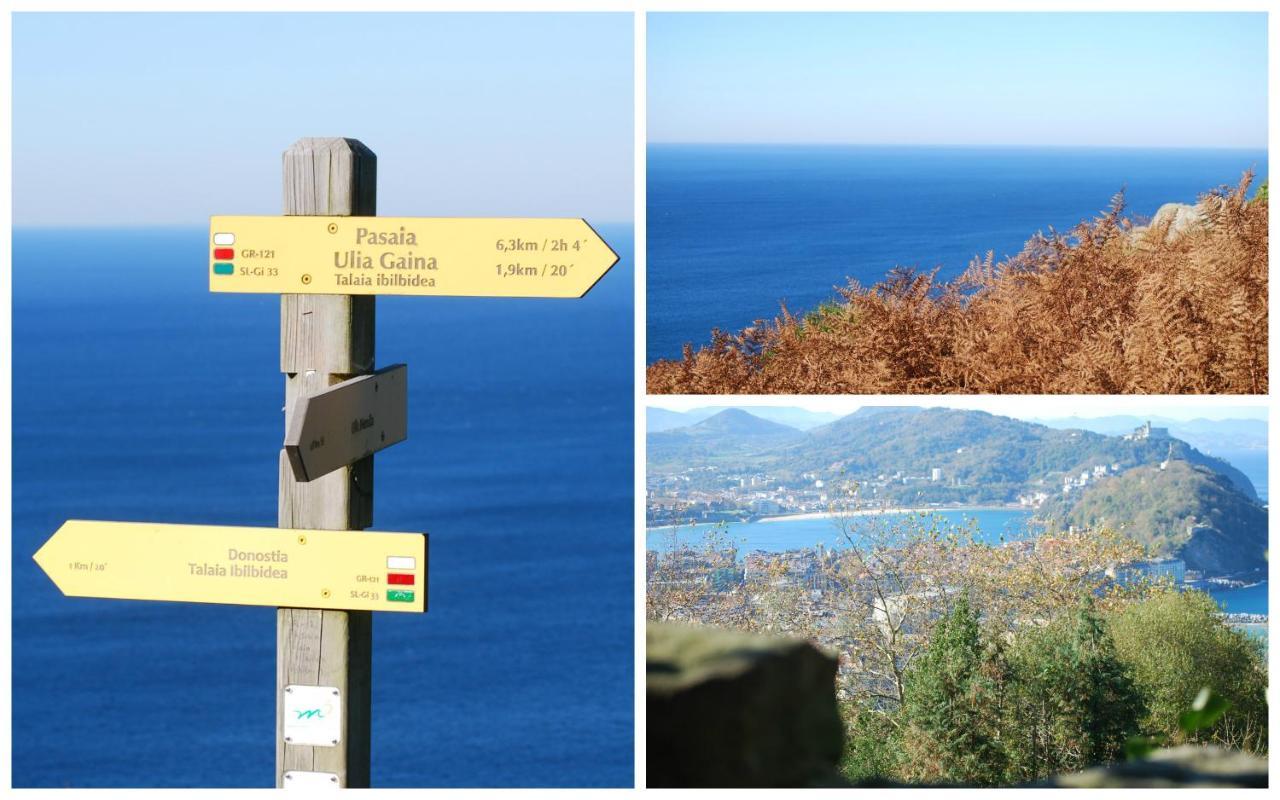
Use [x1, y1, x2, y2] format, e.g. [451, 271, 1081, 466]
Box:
[648, 176, 1266, 394]
[1044, 460, 1267, 575]
[651, 407, 1258, 505]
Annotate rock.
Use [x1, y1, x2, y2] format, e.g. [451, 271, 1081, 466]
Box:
[647, 622, 843, 787]
[1034, 745, 1267, 788]
[1130, 202, 1207, 246]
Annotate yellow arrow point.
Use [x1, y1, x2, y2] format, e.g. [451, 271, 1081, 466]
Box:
[32, 519, 78, 595]
[576, 219, 621, 299]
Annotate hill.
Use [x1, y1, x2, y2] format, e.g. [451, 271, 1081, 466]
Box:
[1044, 460, 1267, 576]
[697, 406, 840, 431]
[648, 409, 805, 467]
[648, 407, 1258, 503]
[647, 406, 838, 432]
[685, 408, 800, 437]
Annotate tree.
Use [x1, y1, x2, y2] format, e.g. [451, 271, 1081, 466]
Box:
[1002, 601, 1145, 781]
[1107, 587, 1268, 754]
[645, 523, 746, 625]
[899, 594, 1009, 784]
[897, 598, 1144, 785]
[817, 484, 1144, 712]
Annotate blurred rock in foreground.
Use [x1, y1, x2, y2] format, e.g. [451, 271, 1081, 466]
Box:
[1034, 745, 1267, 788]
[647, 622, 843, 787]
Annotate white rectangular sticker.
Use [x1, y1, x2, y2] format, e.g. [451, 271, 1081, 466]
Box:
[283, 771, 340, 789]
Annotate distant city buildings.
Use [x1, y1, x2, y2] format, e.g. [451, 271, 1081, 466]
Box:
[1056, 461, 1124, 499]
[647, 442, 1159, 523]
[1112, 557, 1187, 587]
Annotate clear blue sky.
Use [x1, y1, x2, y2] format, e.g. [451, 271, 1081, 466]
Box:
[647, 397, 1269, 423]
[649, 12, 1267, 148]
[14, 13, 633, 226]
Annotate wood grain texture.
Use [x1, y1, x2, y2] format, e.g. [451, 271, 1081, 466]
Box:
[284, 364, 408, 483]
[277, 137, 376, 788]
[280, 137, 376, 375]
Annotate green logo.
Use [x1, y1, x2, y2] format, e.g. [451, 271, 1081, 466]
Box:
[295, 708, 324, 720]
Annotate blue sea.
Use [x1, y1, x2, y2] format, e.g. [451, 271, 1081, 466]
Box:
[645, 509, 1267, 617]
[11, 227, 634, 788]
[1212, 449, 1269, 503]
[645, 508, 1036, 552]
[647, 145, 1269, 361]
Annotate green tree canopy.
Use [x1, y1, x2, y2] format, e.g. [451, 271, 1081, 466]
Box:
[1107, 588, 1268, 754]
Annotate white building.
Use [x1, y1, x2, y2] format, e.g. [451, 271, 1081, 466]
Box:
[1124, 421, 1171, 441]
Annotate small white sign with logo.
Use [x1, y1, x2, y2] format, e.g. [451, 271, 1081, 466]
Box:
[283, 770, 340, 789]
[283, 684, 341, 747]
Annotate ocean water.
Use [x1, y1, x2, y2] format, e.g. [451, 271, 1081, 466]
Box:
[645, 508, 1036, 552]
[647, 145, 1269, 361]
[11, 227, 634, 788]
[1206, 581, 1269, 616]
[1213, 449, 1269, 503]
[645, 509, 1267, 616]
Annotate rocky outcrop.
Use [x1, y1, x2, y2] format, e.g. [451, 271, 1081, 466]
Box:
[1180, 521, 1266, 577]
[1129, 202, 1208, 246]
[647, 622, 843, 787]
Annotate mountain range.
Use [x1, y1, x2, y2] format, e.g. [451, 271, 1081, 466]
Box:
[648, 406, 1266, 575]
[647, 406, 839, 432]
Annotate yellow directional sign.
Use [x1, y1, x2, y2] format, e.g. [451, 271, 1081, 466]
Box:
[209, 216, 619, 298]
[34, 521, 427, 613]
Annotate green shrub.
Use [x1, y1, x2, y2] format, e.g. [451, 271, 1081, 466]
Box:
[839, 706, 903, 784]
[1108, 588, 1268, 754]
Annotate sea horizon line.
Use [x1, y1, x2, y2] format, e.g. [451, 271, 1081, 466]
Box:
[649, 141, 1267, 152]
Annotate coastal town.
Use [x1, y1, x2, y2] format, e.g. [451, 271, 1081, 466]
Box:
[646, 533, 1266, 644]
[647, 422, 1174, 527]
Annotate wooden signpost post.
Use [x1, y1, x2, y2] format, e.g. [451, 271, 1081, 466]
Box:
[276, 138, 379, 789]
[31, 136, 618, 788]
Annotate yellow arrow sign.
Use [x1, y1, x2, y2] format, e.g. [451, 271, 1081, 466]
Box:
[34, 521, 427, 613]
[208, 215, 618, 298]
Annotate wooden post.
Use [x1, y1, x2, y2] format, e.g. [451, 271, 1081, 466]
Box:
[276, 137, 376, 788]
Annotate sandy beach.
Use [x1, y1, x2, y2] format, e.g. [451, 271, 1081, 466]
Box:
[755, 506, 1017, 524]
